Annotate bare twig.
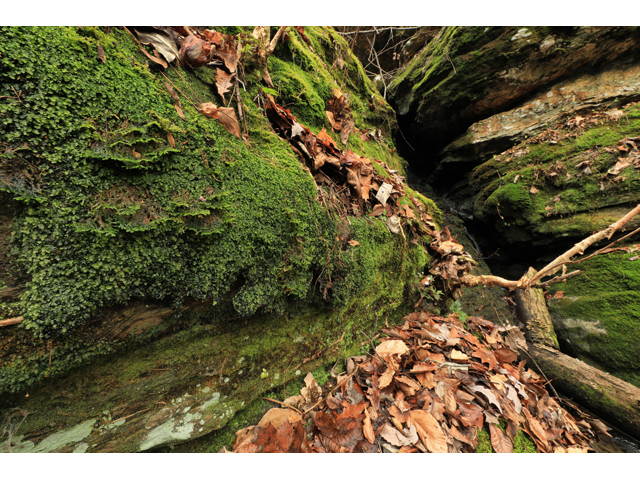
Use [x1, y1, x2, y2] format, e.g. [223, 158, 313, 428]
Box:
[528, 203, 640, 286]
[262, 397, 303, 415]
[0, 316, 23, 327]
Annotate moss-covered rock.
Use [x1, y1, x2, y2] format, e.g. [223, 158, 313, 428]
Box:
[467, 101, 640, 248]
[0, 26, 437, 451]
[547, 249, 640, 388]
[388, 26, 640, 167]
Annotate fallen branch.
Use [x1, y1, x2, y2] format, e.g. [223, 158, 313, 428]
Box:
[450, 204, 640, 292]
[527, 203, 640, 286]
[0, 316, 23, 327]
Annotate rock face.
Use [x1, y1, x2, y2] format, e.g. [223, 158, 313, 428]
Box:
[391, 26, 640, 388]
[389, 26, 640, 170]
[0, 27, 436, 451]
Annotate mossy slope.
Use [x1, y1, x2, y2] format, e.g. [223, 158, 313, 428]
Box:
[0, 26, 436, 450]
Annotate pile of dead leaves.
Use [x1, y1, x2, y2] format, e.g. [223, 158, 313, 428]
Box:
[263, 92, 437, 239]
[230, 312, 609, 453]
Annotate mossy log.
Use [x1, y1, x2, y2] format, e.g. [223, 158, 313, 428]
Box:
[526, 343, 640, 440]
[514, 265, 640, 439]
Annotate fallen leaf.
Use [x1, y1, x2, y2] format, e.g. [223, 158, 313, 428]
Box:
[97, 44, 106, 63]
[489, 423, 514, 453]
[408, 410, 448, 453]
[347, 240, 360, 247]
[493, 347, 518, 364]
[363, 408, 375, 444]
[378, 365, 395, 389]
[530, 186, 539, 194]
[257, 408, 302, 429]
[167, 132, 175, 148]
[215, 68, 235, 100]
[554, 291, 564, 299]
[375, 183, 393, 206]
[375, 339, 409, 356]
[608, 158, 632, 175]
[200, 102, 219, 119]
[175, 104, 185, 120]
[380, 423, 412, 446]
[179, 34, 210, 69]
[450, 349, 469, 362]
[468, 385, 503, 414]
[135, 28, 179, 64]
[218, 107, 242, 139]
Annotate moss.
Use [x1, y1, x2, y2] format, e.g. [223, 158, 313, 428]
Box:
[0, 26, 434, 400]
[469, 102, 640, 242]
[547, 250, 640, 386]
[476, 421, 537, 453]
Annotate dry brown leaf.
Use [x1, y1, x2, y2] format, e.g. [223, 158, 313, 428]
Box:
[218, 107, 242, 139]
[408, 410, 448, 453]
[200, 102, 219, 119]
[257, 408, 302, 429]
[468, 385, 503, 414]
[378, 365, 395, 389]
[167, 132, 175, 148]
[215, 68, 235, 100]
[375, 339, 409, 356]
[175, 104, 185, 120]
[380, 423, 411, 446]
[489, 423, 514, 453]
[363, 407, 375, 444]
[530, 186, 539, 194]
[450, 349, 469, 362]
[554, 291, 564, 299]
[179, 34, 210, 69]
[97, 44, 106, 63]
[317, 128, 337, 148]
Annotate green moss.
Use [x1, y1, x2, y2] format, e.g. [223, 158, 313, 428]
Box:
[476, 421, 537, 453]
[469, 102, 640, 242]
[547, 250, 640, 386]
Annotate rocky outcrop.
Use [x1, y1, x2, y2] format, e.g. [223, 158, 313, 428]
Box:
[389, 26, 640, 169]
[391, 26, 640, 392]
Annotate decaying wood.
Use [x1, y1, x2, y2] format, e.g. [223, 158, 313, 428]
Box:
[514, 268, 559, 349]
[525, 343, 640, 440]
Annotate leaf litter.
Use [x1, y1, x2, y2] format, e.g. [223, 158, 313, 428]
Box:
[231, 311, 608, 453]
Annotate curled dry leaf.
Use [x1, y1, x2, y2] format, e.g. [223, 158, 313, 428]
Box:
[135, 29, 179, 63]
[200, 102, 219, 119]
[180, 35, 210, 69]
[363, 408, 375, 444]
